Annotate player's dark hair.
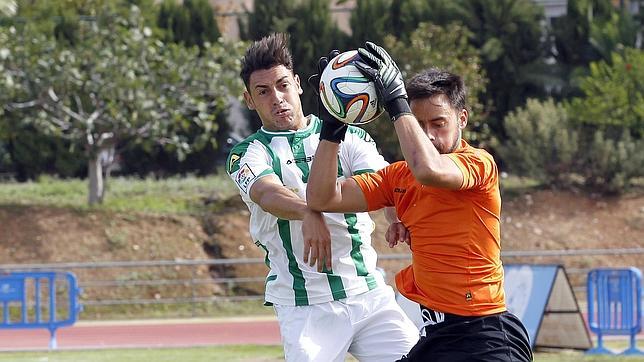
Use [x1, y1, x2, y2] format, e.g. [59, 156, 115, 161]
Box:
[240, 33, 294, 90]
[406, 68, 467, 111]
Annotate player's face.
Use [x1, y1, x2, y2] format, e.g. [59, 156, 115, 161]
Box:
[243, 65, 306, 131]
[410, 94, 467, 154]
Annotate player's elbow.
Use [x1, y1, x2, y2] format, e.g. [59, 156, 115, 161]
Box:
[410, 165, 436, 186]
[306, 189, 328, 212]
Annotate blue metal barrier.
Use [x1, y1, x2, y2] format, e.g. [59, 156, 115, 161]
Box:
[0, 271, 82, 349]
[587, 267, 643, 355]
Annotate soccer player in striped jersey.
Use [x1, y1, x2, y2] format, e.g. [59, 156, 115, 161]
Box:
[226, 33, 418, 362]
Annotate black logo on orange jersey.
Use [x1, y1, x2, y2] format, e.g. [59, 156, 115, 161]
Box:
[394, 187, 406, 194]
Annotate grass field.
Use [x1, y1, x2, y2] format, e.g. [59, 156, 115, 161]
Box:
[1, 344, 643, 362]
[0, 345, 283, 362]
[0, 173, 238, 214]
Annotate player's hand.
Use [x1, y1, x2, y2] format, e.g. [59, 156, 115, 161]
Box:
[308, 50, 348, 143]
[354, 42, 412, 122]
[302, 209, 332, 272]
[385, 221, 411, 248]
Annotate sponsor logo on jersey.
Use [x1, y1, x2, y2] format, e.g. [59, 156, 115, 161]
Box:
[394, 187, 406, 194]
[235, 163, 256, 194]
[285, 155, 314, 165]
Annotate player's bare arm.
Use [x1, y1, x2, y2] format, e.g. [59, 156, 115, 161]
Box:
[393, 114, 463, 189]
[307, 140, 369, 213]
[249, 175, 309, 220]
[250, 175, 332, 270]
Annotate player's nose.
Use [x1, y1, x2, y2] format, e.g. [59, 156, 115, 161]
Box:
[272, 89, 285, 105]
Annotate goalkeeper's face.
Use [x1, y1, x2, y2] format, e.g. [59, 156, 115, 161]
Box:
[410, 94, 468, 154]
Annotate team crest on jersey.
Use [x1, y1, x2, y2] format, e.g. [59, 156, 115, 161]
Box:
[235, 163, 256, 194]
[228, 154, 241, 173]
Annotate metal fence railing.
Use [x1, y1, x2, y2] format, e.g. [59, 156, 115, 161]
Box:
[1, 247, 642, 319]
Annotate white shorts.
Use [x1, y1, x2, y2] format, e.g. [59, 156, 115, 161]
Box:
[274, 286, 419, 362]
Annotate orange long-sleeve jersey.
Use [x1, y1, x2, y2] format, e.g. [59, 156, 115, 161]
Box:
[352, 140, 505, 316]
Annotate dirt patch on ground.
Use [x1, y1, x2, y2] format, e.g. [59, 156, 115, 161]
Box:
[1, 189, 642, 301]
[0, 205, 219, 300]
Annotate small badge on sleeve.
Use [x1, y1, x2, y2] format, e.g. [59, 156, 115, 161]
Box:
[235, 163, 257, 194]
[228, 154, 240, 173]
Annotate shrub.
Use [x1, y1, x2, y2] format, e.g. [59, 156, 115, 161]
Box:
[498, 98, 579, 187]
[581, 129, 644, 194]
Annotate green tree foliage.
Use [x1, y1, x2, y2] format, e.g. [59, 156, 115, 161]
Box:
[386, 0, 459, 41]
[497, 98, 579, 187]
[8, 0, 159, 43]
[361, 22, 488, 161]
[551, 0, 614, 68]
[0, 116, 85, 180]
[153, 0, 235, 175]
[589, 10, 639, 59]
[387, 0, 431, 41]
[0, 5, 245, 204]
[157, 0, 220, 49]
[582, 129, 644, 193]
[567, 48, 644, 137]
[501, 54, 644, 194]
[550, 0, 640, 98]
[0, 0, 167, 179]
[348, 0, 391, 46]
[454, 0, 548, 138]
[238, 0, 297, 41]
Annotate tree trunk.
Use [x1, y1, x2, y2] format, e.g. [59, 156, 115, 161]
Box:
[88, 153, 104, 205]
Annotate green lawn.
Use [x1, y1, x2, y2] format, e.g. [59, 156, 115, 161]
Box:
[0, 173, 239, 214]
[1, 345, 643, 362]
[0, 345, 284, 362]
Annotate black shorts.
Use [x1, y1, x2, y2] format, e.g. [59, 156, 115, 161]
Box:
[398, 306, 533, 362]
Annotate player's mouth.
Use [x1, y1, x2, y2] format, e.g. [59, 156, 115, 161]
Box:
[274, 108, 291, 118]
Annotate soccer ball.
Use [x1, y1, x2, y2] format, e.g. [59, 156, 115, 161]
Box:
[319, 50, 383, 125]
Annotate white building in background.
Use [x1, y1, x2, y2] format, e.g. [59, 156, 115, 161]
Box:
[532, 0, 568, 21]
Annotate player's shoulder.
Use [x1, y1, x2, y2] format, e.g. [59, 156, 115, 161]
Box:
[457, 141, 496, 162]
[228, 132, 266, 155]
[226, 133, 265, 174]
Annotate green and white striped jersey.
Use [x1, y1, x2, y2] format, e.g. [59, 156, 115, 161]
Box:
[226, 116, 388, 306]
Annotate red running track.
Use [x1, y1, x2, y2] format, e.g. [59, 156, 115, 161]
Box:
[0, 317, 281, 351]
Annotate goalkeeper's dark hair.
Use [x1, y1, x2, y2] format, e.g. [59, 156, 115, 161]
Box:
[240, 33, 294, 90]
[406, 68, 467, 112]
